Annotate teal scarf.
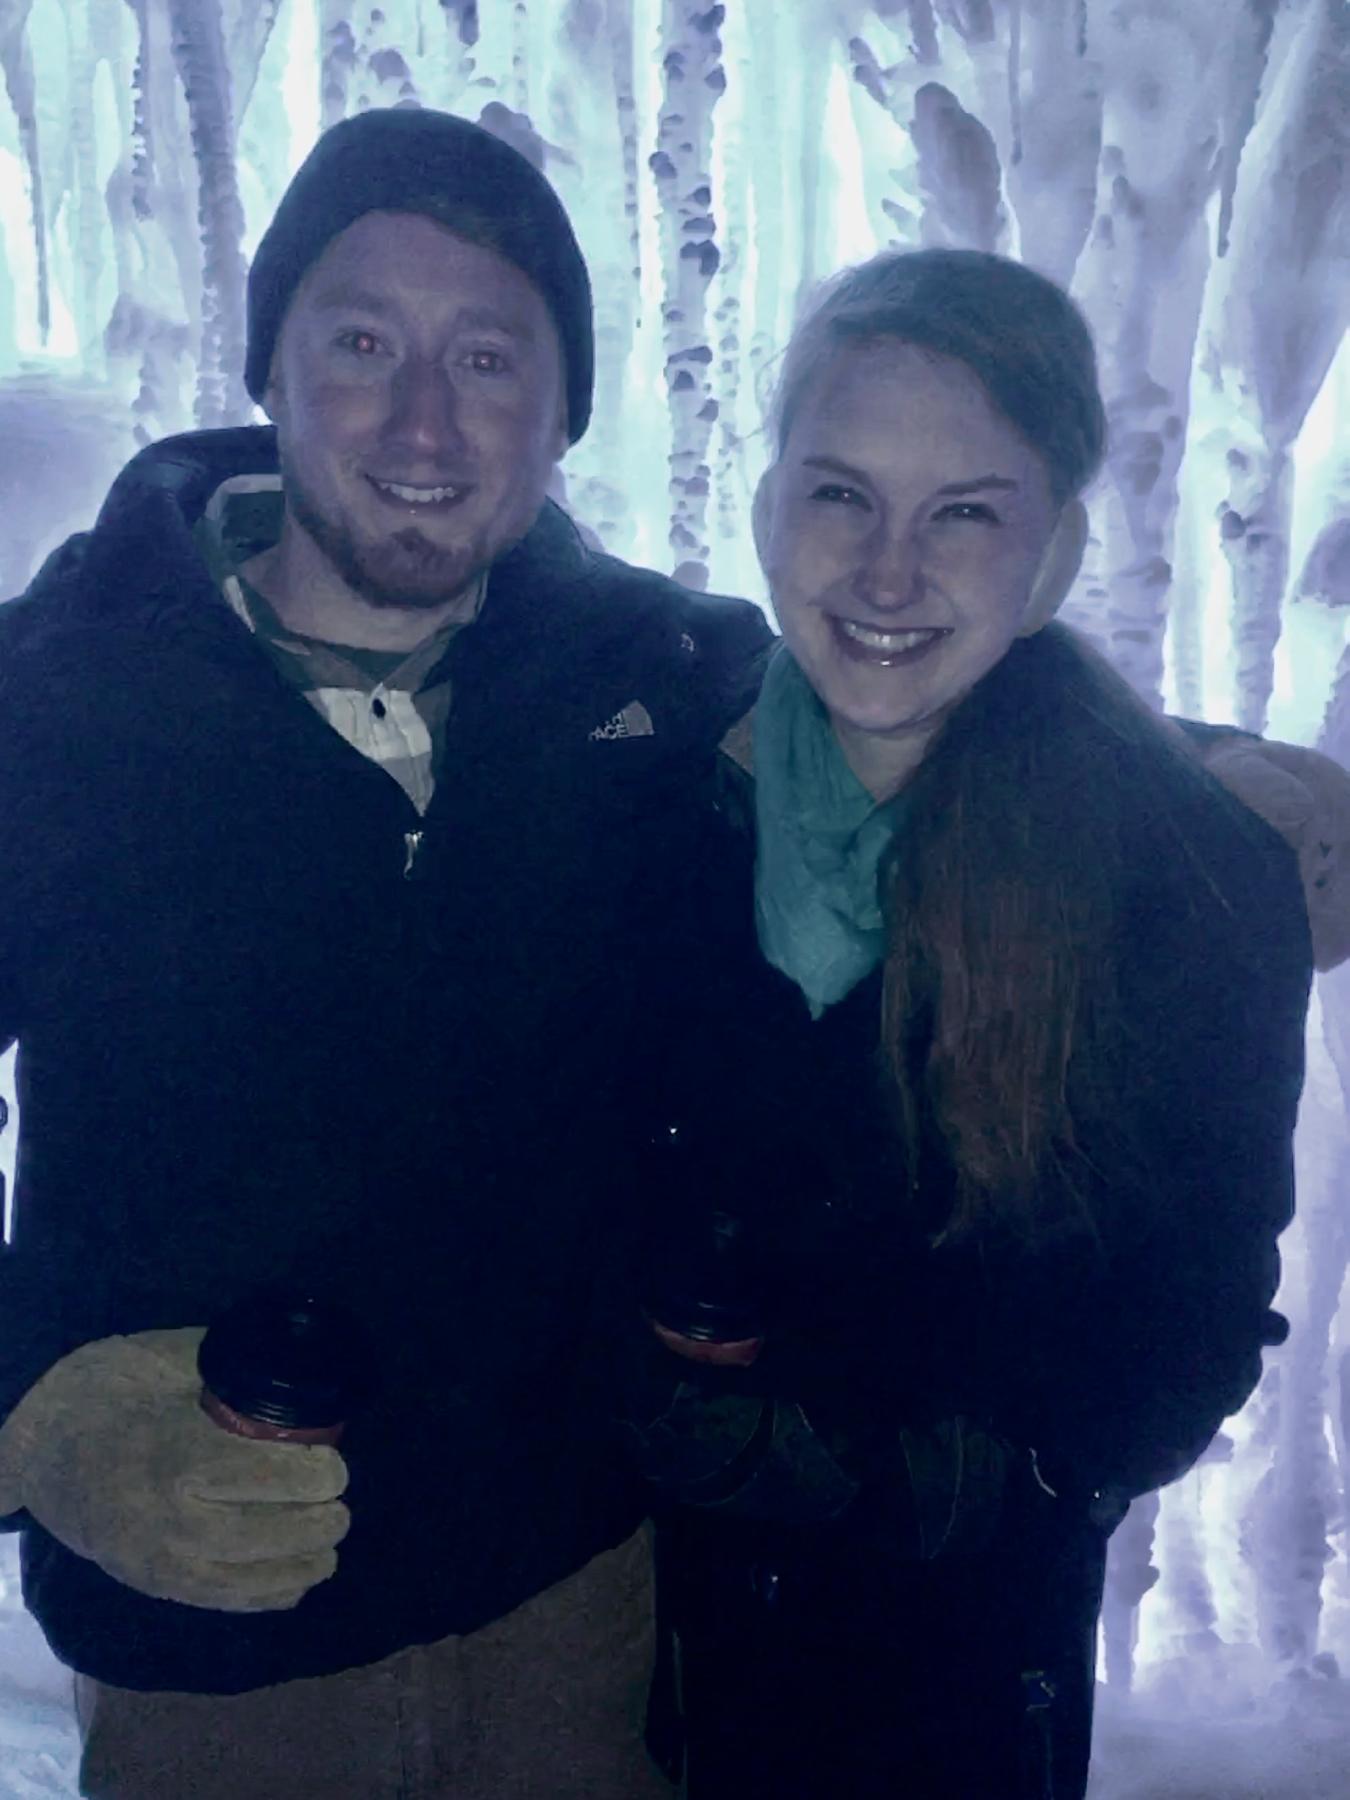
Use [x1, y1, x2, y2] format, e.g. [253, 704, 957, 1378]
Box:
[753, 646, 906, 1017]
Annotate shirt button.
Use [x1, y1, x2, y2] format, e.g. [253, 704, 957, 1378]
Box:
[372, 696, 387, 719]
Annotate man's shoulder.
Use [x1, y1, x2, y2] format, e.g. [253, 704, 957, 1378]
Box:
[94, 425, 278, 531]
[506, 508, 774, 744]
[598, 557, 771, 673]
[585, 554, 772, 747]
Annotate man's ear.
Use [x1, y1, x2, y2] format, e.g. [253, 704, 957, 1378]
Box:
[548, 384, 570, 463]
[1018, 498, 1088, 637]
[259, 370, 283, 427]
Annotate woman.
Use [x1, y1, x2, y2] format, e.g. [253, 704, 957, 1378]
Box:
[621, 250, 1329, 1799]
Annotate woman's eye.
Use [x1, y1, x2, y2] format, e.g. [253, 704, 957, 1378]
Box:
[933, 501, 999, 525]
[809, 483, 868, 508]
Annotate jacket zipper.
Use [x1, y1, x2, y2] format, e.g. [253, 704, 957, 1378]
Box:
[1019, 1669, 1057, 1798]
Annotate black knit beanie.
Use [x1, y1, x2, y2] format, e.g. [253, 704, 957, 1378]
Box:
[244, 107, 594, 443]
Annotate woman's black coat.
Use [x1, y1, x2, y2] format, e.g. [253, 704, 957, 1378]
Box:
[626, 712, 1312, 1799]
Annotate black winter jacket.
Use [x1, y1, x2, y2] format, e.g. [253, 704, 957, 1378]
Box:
[0, 425, 772, 1693]
[623, 681, 1312, 1798]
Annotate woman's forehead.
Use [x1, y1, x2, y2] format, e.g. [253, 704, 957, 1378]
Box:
[785, 337, 1037, 468]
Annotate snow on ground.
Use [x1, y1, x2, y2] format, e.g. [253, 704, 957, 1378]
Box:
[0, 1541, 79, 1798]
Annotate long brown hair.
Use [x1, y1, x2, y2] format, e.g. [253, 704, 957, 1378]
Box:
[880, 622, 1218, 1248]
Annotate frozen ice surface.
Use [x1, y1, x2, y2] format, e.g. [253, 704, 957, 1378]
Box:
[0, 1539, 79, 1798]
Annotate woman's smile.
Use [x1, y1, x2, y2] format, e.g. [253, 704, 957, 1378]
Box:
[828, 616, 952, 665]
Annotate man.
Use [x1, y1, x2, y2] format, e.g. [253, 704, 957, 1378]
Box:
[0, 107, 770, 1799]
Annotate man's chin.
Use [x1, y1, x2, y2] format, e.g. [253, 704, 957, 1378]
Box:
[355, 578, 473, 613]
[349, 549, 481, 614]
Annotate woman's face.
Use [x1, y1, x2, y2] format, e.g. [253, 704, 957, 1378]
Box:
[755, 337, 1064, 795]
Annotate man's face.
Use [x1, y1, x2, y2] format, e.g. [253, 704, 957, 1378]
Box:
[756, 338, 1061, 770]
[265, 210, 569, 612]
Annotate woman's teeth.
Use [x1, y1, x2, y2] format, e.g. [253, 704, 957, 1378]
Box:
[373, 479, 460, 504]
[838, 620, 944, 652]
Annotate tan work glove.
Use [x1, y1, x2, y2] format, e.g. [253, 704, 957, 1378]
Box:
[0, 1328, 349, 1611]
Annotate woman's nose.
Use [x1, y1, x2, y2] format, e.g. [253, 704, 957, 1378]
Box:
[853, 529, 923, 611]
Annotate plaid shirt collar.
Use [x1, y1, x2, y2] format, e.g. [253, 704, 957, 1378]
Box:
[194, 473, 479, 814]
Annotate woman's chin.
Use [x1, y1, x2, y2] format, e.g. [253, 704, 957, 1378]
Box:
[818, 678, 931, 745]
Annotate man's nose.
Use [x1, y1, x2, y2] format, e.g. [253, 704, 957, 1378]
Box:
[384, 359, 466, 458]
[853, 525, 923, 611]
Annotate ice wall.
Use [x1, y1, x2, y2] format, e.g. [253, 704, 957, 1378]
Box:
[0, 2, 1348, 1793]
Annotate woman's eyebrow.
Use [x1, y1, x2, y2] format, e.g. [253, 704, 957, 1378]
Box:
[799, 458, 1020, 498]
[932, 474, 1020, 496]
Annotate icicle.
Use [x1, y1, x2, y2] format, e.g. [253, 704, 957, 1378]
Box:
[910, 81, 1007, 251]
[0, 4, 50, 339]
[228, 0, 285, 125]
[1152, 1474, 1221, 1655]
[939, 0, 996, 46]
[652, 0, 727, 590]
[1003, 0, 1101, 287]
[511, 0, 528, 115]
[1296, 506, 1350, 612]
[741, 9, 789, 441]
[129, 0, 154, 221]
[319, 0, 357, 126]
[608, 0, 642, 319]
[1246, 1003, 1349, 1668]
[1068, 4, 1231, 708]
[850, 35, 891, 109]
[1213, 0, 1350, 731]
[710, 107, 746, 555]
[1100, 1492, 1161, 1692]
[1214, 0, 1279, 259]
[67, 0, 103, 358]
[906, 0, 940, 67]
[1006, 0, 1023, 165]
[168, 0, 250, 427]
[793, 44, 829, 299]
[477, 100, 546, 170]
[440, 1, 480, 48]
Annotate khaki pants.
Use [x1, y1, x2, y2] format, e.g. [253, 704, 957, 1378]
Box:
[75, 1527, 675, 1799]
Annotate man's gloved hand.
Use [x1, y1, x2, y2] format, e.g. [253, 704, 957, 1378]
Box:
[0, 1328, 349, 1611]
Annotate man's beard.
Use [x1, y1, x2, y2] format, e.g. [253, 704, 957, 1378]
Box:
[283, 456, 483, 613]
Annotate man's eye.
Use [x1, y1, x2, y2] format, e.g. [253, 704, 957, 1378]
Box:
[810, 483, 867, 508]
[336, 329, 383, 357]
[466, 349, 508, 375]
[933, 501, 999, 525]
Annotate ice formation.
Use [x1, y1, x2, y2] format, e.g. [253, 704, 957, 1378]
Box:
[0, 3, 1347, 1794]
